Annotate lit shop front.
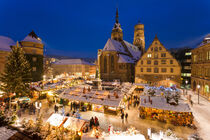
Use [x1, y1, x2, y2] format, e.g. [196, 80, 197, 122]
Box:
[92, 104, 104, 112]
[139, 96, 193, 126]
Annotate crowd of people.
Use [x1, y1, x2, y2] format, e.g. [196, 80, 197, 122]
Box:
[90, 116, 100, 129]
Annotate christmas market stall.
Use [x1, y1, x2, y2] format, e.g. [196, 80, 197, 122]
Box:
[139, 96, 193, 127]
[59, 86, 125, 115]
[47, 113, 88, 132]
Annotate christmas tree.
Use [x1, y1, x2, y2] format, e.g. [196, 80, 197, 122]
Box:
[0, 42, 32, 97]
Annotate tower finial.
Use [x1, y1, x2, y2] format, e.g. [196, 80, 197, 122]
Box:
[116, 7, 119, 23]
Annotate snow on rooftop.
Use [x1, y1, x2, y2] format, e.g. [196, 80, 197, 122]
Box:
[123, 40, 141, 60]
[22, 35, 42, 44]
[53, 59, 95, 65]
[140, 96, 191, 112]
[118, 54, 135, 63]
[103, 39, 127, 54]
[0, 36, 15, 51]
[102, 39, 141, 63]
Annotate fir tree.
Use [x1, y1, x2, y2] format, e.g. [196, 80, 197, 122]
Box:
[0, 42, 32, 97]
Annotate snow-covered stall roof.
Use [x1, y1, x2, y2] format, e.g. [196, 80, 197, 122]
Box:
[140, 96, 191, 112]
[59, 88, 123, 107]
[53, 59, 95, 65]
[0, 127, 17, 140]
[0, 36, 15, 51]
[47, 113, 66, 127]
[63, 116, 87, 131]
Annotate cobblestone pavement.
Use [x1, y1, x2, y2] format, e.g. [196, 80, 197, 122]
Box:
[16, 99, 196, 139]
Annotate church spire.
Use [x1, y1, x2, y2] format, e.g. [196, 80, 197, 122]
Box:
[116, 8, 119, 23]
[111, 7, 123, 41]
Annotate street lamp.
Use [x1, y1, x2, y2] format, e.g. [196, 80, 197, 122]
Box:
[197, 85, 200, 104]
[185, 80, 188, 95]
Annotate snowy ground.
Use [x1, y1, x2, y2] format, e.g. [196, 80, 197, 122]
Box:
[182, 90, 210, 140]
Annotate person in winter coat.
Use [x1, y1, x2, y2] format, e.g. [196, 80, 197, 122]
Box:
[125, 113, 128, 121]
[121, 113, 124, 123]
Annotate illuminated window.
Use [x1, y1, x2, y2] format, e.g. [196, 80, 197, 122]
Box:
[147, 54, 152, 58]
[184, 66, 191, 70]
[205, 85, 209, 93]
[185, 52, 191, 56]
[207, 51, 210, 60]
[154, 53, 158, 58]
[193, 55, 197, 62]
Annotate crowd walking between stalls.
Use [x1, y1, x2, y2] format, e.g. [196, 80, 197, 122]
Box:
[120, 95, 140, 123]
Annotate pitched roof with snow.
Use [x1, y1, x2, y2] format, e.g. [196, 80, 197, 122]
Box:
[118, 54, 135, 63]
[199, 34, 210, 47]
[22, 31, 42, 44]
[0, 36, 15, 51]
[102, 38, 141, 63]
[53, 59, 95, 65]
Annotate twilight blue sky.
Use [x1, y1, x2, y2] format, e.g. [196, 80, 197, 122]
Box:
[0, 0, 210, 58]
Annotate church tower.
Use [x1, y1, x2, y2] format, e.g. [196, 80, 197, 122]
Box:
[111, 8, 123, 41]
[133, 21, 145, 53]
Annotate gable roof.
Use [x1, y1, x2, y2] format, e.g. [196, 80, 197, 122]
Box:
[53, 59, 95, 65]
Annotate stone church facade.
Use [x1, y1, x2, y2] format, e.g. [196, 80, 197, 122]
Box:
[98, 9, 143, 82]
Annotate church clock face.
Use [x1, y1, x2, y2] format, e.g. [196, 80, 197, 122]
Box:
[135, 38, 141, 44]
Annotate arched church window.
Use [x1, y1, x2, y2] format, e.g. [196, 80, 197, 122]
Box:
[111, 55, 114, 72]
[104, 56, 107, 73]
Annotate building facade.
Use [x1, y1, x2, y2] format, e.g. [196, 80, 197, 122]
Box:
[0, 36, 15, 74]
[135, 35, 181, 87]
[52, 59, 96, 77]
[170, 47, 192, 88]
[20, 31, 44, 82]
[98, 9, 142, 82]
[191, 34, 210, 100]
